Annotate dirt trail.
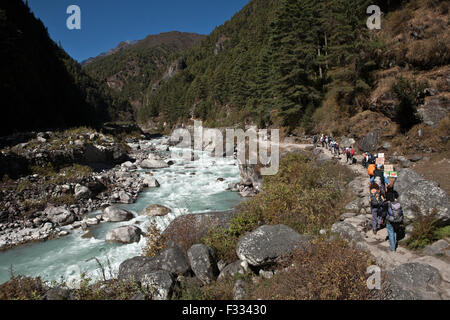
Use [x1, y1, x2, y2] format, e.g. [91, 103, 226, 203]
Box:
[280, 141, 450, 298]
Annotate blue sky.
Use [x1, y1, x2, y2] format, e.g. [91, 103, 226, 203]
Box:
[27, 0, 249, 62]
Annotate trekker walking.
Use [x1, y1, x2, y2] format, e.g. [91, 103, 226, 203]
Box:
[369, 182, 385, 235]
[320, 135, 325, 148]
[313, 135, 318, 148]
[350, 147, 355, 165]
[345, 147, 351, 163]
[385, 192, 403, 252]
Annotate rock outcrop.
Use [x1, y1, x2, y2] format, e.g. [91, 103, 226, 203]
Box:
[236, 224, 309, 267]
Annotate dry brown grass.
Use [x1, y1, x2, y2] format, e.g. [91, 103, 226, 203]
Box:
[247, 238, 385, 300]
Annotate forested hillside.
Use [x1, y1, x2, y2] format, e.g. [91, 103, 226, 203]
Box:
[137, 0, 449, 136]
[137, 0, 377, 130]
[0, 0, 133, 136]
[83, 32, 205, 108]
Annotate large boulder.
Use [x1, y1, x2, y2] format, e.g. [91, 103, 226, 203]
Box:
[396, 169, 449, 225]
[331, 222, 364, 242]
[44, 206, 75, 226]
[102, 206, 134, 222]
[358, 129, 380, 152]
[140, 270, 174, 300]
[119, 247, 191, 279]
[236, 224, 309, 267]
[187, 244, 219, 284]
[140, 159, 169, 169]
[140, 204, 171, 217]
[417, 96, 449, 127]
[383, 263, 443, 300]
[422, 239, 449, 256]
[105, 226, 142, 244]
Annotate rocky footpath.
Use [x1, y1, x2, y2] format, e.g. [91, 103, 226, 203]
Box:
[314, 143, 450, 299]
[0, 130, 173, 250]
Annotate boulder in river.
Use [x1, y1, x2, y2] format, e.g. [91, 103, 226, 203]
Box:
[102, 206, 134, 222]
[142, 176, 160, 188]
[140, 204, 171, 217]
[105, 225, 142, 244]
[140, 159, 169, 169]
[236, 224, 309, 267]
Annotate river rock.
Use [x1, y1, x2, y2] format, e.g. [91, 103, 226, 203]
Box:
[187, 244, 219, 284]
[140, 204, 171, 217]
[121, 161, 137, 170]
[383, 263, 443, 300]
[102, 206, 134, 222]
[140, 159, 169, 169]
[236, 225, 309, 267]
[44, 206, 75, 226]
[118, 191, 133, 204]
[105, 225, 142, 244]
[142, 176, 160, 188]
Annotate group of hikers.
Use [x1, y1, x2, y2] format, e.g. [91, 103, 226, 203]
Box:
[313, 134, 404, 252]
[313, 134, 356, 164]
[366, 154, 403, 252]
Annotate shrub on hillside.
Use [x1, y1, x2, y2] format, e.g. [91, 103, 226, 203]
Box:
[248, 238, 384, 300]
[404, 208, 445, 250]
[202, 153, 355, 263]
[0, 274, 45, 300]
[392, 77, 426, 133]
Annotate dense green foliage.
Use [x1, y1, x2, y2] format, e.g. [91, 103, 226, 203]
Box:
[0, 0, 133, 136]
[83, 32, 205, 105]
[138, 0, 382, 131]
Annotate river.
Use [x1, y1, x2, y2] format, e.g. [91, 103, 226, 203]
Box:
[0, 139, 242, 285]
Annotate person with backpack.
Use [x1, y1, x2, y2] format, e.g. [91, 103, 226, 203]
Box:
[320, 135, 325, 148]
[370, 165, 390, 195]
[345, 147, 351, 163]
[350, 147, 355, 165]
[370, 182, 385, 235]
[368, 162, 376, 177]
[385, 192, 403, 252]
[313, 135, 318, 148]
